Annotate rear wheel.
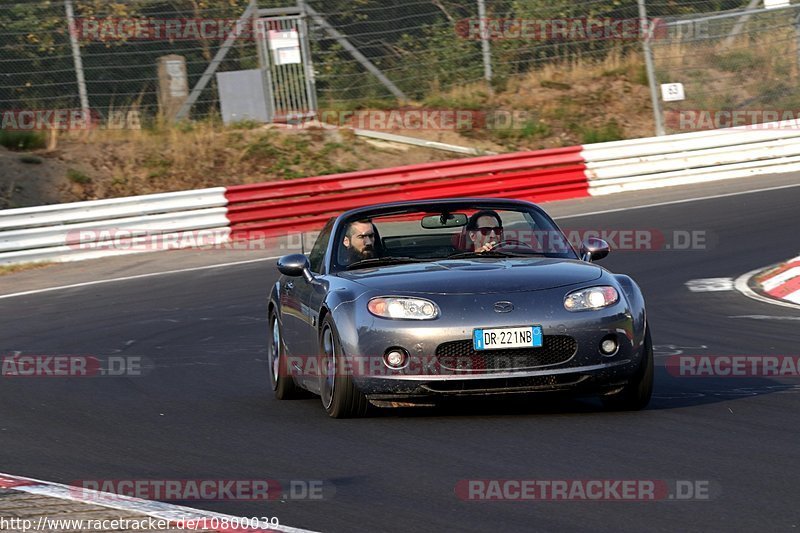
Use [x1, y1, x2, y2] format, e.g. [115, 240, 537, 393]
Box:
[602, 325, 654, 411]
[268, 311, 304, 400]
[319, 316, 369, 418]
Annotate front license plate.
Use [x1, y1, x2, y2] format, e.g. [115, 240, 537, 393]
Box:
[473, 326, 543, 350]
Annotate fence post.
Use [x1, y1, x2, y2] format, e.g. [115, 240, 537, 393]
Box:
[477, 0, 492, 87]
[297, 0, 318, 114]
[64, 0, 90, 118]
[796, 13, 800, 78]
[638, 0, 665, 136]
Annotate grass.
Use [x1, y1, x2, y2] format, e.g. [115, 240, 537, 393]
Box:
[47, 120, 377, 198]
[67, 169, 91, 184]
[423, 82, 492, 110]
[715, 49, 761, 73]
[540, 80, 572, 90]
[0, 262, 53, 276]
[0, 130, 46, 151]
[578, 119, 625, 144]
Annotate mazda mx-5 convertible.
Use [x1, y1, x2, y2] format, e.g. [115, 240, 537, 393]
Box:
[268, 198, 652, 418]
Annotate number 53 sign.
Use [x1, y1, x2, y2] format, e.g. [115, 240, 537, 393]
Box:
[660, 83, 685, 102]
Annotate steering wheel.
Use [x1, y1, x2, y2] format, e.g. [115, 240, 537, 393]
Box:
[486, 239, 535, 251]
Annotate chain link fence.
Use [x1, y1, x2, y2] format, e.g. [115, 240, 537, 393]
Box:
[651, 3, 800, 133]
[1, 0, 797, 133]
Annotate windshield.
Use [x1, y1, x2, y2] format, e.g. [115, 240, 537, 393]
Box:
[332, 205, 577, 271]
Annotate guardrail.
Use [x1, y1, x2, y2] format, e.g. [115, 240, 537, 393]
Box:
[583, 119, 800, 195]
[225, 148, 587, 238]
[2, 120, 800, 265]
[0, 189, 228, 264]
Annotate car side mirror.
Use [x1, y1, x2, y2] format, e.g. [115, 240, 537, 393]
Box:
[277, 254, 315, 282]
[580, 237, 610, 262]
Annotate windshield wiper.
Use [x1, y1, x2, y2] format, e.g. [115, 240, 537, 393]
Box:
[346, 256, 427, 270]
[445, 251, 521, 259]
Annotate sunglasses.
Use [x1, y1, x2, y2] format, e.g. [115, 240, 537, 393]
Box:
[476, 226, 503, 236]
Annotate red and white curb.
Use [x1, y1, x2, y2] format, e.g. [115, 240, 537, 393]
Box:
[755, 254, 800, 305]
[734, 255, 800, 310]
[0, 473, 318, 533]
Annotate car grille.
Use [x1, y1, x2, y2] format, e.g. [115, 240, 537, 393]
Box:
[421, 374, 588, 394]
[435, 336, 577, 372]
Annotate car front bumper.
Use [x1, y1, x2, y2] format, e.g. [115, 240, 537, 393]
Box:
[332, 288, 646, 399]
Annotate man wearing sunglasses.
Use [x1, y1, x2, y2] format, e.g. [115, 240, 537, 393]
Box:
[466, 210, 504, 253]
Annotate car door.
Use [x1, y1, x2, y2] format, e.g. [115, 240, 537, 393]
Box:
[285, 220, 334, 390]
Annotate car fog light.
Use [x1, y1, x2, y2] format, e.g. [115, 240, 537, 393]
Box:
[384, 349, 408, 369]
[600, 337, 618, 356]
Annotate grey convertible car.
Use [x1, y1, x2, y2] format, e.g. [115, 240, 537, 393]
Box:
[268, 198, 652, 418]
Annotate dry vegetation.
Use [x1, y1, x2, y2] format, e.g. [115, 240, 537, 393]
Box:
[0, 261, 53, 276]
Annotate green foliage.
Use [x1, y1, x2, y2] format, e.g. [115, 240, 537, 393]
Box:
[240, 130, 358, 179]
[494, 118, 552, 144]
[715, 50, 760, 73]
[228, 119, 263, 130]
[422, 93, 489, 111]
[632, 65, 649, 86]
[66, 168, 91, 184]
[0, 131, 46, 151]
[579, 119, 624, 144]
[540, 80, 572, 90]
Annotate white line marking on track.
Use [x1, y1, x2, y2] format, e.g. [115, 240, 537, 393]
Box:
[653, 344, 709, 357]
[685, 278, 734, 292]
[729, 315, 800, 321]
[0, 256, 281, 300]
[555, 182, 800, 220]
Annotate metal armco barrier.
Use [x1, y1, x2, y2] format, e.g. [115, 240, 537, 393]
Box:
[582, 119, 800, 195]
[3, 119, 800, 265]
[0, 189, 229, 264]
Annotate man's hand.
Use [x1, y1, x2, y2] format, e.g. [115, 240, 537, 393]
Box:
[476, 241, 497, 253]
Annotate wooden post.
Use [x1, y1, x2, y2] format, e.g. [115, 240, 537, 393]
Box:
[157, 55, 189, 121]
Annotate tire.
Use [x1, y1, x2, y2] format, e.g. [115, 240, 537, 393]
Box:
[319, 316, 369, 418]
[602, 325, 654, 411]
[268, 311, 305, 400]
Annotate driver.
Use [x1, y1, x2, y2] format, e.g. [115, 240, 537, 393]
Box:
[466, 210, 503, 253]
[342, 219, 380, 264]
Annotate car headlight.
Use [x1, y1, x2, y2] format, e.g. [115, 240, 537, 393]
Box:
[368, 297, 439, 320]
[564, 286, 619, 311]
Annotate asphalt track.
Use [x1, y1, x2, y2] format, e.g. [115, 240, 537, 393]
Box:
[1, 178, 799, 532]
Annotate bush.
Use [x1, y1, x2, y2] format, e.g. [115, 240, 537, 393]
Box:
[0, 130, 46, 151]
[580, 119, 624, 144]
[66, 169, 91, 184]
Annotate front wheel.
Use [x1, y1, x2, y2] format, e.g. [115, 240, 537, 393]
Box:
[268, 311, 304, 400]
[602, 325, 654, 411]
[319, 316, 369, 418]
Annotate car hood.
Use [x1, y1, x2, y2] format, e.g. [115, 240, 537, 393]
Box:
[335, 258, 603, 295]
